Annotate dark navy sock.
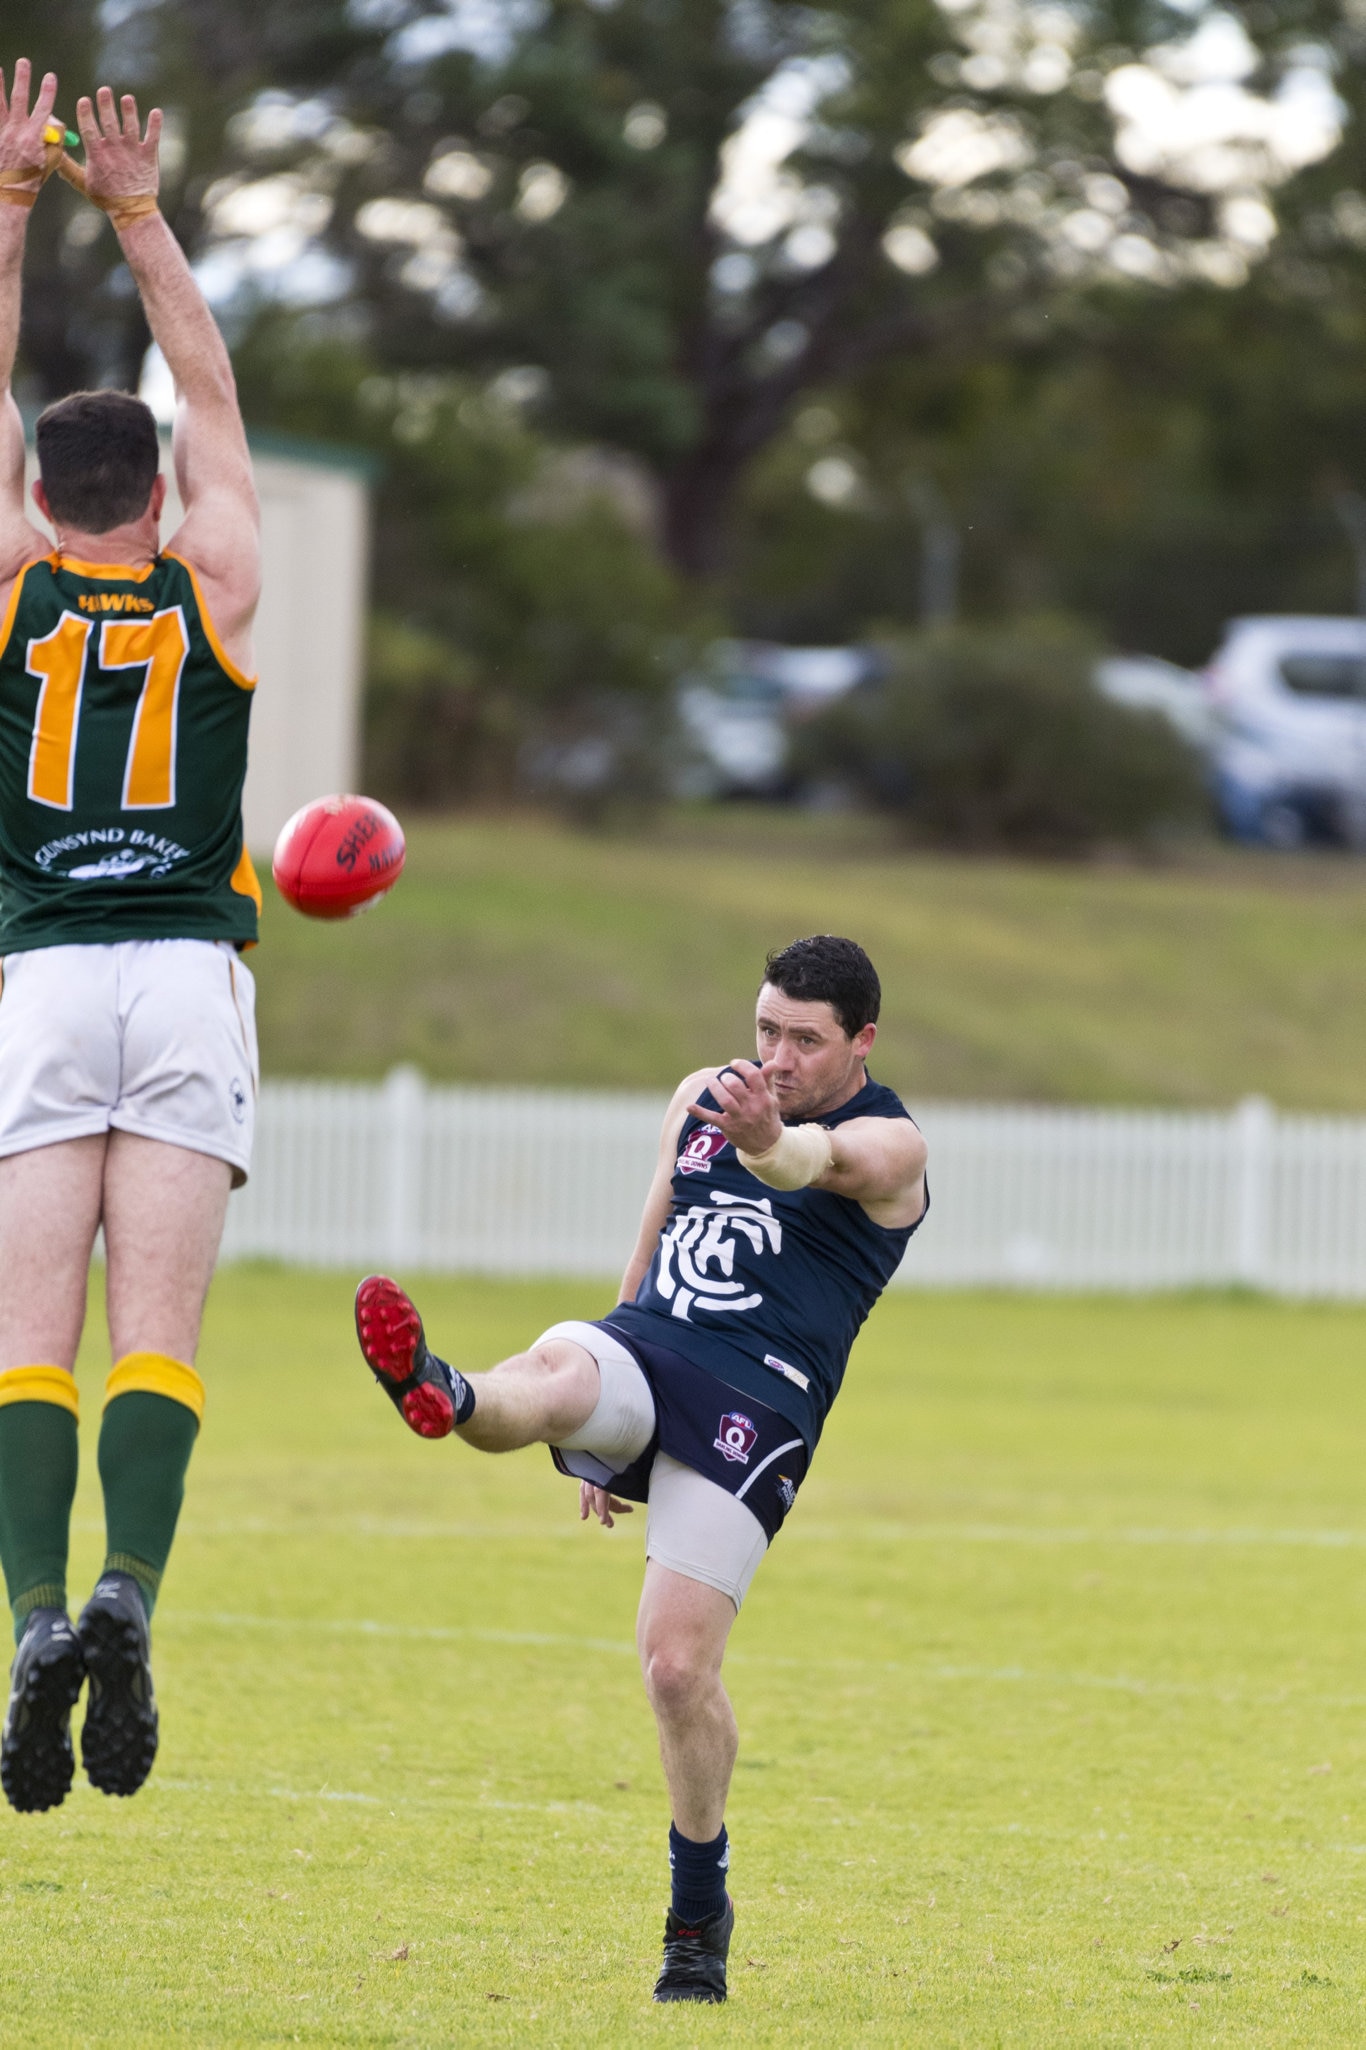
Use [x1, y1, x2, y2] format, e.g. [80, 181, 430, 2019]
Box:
[431, 1352, 476, 1426]
[669, 1822, 729, 1924]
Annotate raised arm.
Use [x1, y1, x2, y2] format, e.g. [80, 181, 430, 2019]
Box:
[0, 61, 60, 589]
[76, 87, 259, 670]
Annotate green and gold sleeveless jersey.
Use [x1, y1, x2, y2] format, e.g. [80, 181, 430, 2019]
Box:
[0, 551, 261, 952]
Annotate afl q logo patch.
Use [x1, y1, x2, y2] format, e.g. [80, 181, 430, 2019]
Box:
[714, 1411, 758, 1465]
[228, 1077, 247, 1125]
[678, 1124, 727, 1177]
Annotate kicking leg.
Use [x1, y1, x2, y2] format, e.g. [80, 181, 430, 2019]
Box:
[637, 1561, 740, 2003]
[0, 1137, 107, 1811]
[80, 1131, 232, 1799]
[354, 1275, 600, 1448]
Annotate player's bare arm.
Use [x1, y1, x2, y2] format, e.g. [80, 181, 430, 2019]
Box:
[618, 1066, 724, 1303]
[75, 86, 259, 670]
[690, 1056, 928, 1229]
[0, 62, 60, 597]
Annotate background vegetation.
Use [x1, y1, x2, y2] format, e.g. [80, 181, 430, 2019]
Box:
[10, 0, 1366, 828]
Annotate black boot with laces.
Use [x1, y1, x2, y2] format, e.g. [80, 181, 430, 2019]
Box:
[652, 1897, 734, 2003]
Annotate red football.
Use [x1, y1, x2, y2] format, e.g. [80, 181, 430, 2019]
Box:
[272, 794, 406, 919]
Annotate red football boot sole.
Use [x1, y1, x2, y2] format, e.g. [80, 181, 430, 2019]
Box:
[354, 1275, 455, 1438]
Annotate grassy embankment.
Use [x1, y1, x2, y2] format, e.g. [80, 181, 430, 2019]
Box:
[4, 1272, 1366, 2044]
[251, 811, 1366, 1110]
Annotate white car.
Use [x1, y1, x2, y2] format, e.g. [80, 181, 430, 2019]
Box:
[675, 642, 879, 798]
[1204, 616, 1366, 847]
[1094, 654, 1214, 749]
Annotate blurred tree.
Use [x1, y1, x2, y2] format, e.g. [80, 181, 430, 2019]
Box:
[11, 0, 1366, 670]
[797, 616, 1205, 850]
[217, 0, 1349, 577]
[230, 319, 700, 809]
[7, 0, 429, 399]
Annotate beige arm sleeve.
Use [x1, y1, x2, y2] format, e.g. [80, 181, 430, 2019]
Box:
[736, 1123, 834, 1191]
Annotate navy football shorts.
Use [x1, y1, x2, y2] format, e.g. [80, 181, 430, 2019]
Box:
[546, 1320, 809, 1544]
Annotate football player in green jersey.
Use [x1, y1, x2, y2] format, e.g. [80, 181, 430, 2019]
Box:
[0, 60, 263, 1811]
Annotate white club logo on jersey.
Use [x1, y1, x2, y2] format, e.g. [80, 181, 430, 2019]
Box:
[654, 1189, 782, 1321]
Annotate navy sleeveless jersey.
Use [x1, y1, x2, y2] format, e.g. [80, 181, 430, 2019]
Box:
[606, 1072, 926, 1449]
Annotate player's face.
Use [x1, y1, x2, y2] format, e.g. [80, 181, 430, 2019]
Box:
[754, 984, 877, 1120]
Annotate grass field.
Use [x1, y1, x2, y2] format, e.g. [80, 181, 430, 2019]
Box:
[250, 811, 1366, 1110]
[6, 1270, 1366, 2044]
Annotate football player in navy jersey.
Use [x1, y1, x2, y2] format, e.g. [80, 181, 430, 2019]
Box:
[354, 935, 928, 2003]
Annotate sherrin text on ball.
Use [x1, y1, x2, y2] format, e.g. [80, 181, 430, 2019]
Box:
[272, 794, 406, 919]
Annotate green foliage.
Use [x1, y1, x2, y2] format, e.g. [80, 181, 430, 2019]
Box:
[231, 322, 700, 811]
[11, 1270, 1366, 2042]
[202, 0, 1363, 576]
[730, 277, 1366, 662]
[800, 619, 1206, 851]
[16, 0, 1366, 681]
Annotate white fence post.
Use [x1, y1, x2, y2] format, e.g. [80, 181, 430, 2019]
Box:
[1232, 1095, 1273, 1288]
[382, 1065, 425, 1269]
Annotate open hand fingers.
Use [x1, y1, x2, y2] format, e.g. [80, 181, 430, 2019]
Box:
[32, 69, 57, 131]
[94, 85, 122, 143]
[143, 105, 162, 153]
[5, 59, 30, 123]
[75, 95, 100, 154]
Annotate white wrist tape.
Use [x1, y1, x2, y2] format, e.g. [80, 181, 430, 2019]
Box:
[736, 1122, 834, 1191]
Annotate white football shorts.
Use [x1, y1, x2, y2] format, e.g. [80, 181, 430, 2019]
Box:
[0, 938, 259, 1187]
[538, 1319, 769, 1611]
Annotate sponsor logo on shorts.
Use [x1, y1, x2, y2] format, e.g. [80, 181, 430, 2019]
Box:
[677, 1123, 727, 1177]
[229, 1077, 247, 1124]
[777, 1474, 797, 1512]
[714, 1410, 758, 1465]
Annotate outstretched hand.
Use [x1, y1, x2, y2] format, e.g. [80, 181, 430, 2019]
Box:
[687, 1059, 783, 1155]
[76, 86, 160, 209]
[0, 60, 59, 182]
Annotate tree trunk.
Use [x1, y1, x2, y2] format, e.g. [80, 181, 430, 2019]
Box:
[660, 441, 752, 581]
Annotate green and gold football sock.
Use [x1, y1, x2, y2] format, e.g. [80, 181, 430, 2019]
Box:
[0, 1366, 80, 1641]
[97, 1353, 204, 1618]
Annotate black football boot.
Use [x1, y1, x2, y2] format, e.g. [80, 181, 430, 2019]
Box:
[77, 1571, 158, 1797]
[652, 1897, 735, 2004]
[0, 1608, 85, 1813]
[354, 1275, 470, 1439]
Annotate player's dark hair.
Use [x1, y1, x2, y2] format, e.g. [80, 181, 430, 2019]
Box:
[762, 935, 881, 1037]
[35, 391, 161, 533]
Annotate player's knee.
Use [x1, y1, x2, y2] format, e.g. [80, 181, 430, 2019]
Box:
[526, 1340, 599, 1420]
[642, 1641, 709, 1718]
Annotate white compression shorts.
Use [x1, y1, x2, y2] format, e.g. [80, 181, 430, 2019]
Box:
[0, 938, 259, 1186]
[537, 1318, 769, 1611]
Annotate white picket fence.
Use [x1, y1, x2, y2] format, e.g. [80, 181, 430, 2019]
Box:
[216, 1070, 1366, 1297]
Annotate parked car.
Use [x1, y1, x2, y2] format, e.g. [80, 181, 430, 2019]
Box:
[674, 641, 882, 798]
[1203, 616, 1366, 848]
[1093, 654, 1214, 750]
